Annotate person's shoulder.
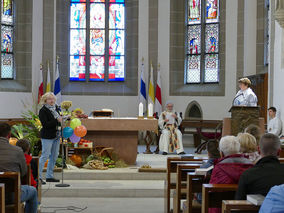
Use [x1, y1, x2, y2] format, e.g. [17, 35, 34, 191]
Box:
[8, 143, 24, 155]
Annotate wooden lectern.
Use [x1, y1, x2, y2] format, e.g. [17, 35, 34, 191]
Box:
[229, 106, 260, 136]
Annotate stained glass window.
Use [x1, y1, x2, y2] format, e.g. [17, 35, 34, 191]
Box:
[69, 0, 125, 82]
[186, 0, 219, 84]
[1, 0, 14, 79]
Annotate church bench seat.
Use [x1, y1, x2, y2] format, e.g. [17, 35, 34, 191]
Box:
[165, 157, 204, 213]
[221, 200, 260, 213]
[173, 165, 202, 213]
[0, 172, 24, 213]
[202, 184, 238, 213]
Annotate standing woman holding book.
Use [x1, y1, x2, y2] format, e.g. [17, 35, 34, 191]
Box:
[38, 92, 62, 184]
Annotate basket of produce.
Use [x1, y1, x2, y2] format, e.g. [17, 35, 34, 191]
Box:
[78, 138, 93, 148]
[101, 156, 116, 168]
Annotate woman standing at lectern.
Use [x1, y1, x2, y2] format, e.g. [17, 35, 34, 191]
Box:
[233, 77, 258, 106]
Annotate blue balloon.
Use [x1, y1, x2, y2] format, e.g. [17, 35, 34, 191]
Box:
[63, 127, 74, 139]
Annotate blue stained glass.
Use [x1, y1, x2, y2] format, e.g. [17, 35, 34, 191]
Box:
[206, 0, 219, 23]
[109, 55, 124, 81]
[110, 0, 124, 3]
[71, 0, 86, 2]
[90, 56, 105, 81]
[1, 25, 13, 53]
[1, 0, 13, 25]
[90, 29, 105, 55]
[70, 55, 86, 81]
[70, 29, 86, 55]
[90, 3, 105, 28]
[109, 4, 125, 29]
[90, 0, 105, 2]
[109, 30, 124, 55]
[70, 3, 86, 28]
[188, 25, 201, 54]
[1, 53, 13, 79]
[205, 24, 219, 53]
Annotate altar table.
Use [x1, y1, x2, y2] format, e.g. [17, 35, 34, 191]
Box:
[81, 118, 158, 165]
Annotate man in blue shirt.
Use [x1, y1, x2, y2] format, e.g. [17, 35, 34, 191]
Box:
[259, 184, 284, 213]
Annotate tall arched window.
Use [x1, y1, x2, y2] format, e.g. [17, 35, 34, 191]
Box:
[186, 0, 219, 84]
[1, 0, 14, 79]
[69, 0, 125, 82]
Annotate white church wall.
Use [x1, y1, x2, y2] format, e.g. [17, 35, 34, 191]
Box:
[272, 22, 284, 128]
[243, 0, 257, 77]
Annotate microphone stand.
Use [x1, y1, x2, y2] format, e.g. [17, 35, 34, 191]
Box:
[55, 116, 70, 187]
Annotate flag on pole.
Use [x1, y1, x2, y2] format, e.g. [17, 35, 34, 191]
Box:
[139, 58, 147, 114]
[46, 61, 51, 92]
[38, 64, 44, 104]
[148, 63, 155, 106]
[54, 57, 62, 104]
[154, 64, 162, 116]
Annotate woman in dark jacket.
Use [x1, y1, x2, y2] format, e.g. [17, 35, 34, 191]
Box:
[38, 92, 62, 184]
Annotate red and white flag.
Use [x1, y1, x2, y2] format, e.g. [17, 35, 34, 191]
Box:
[154, 64, 162, 116]
[38, 64, 44, 104]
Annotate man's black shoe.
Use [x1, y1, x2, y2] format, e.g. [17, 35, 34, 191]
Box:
[46, 178, 60, 182]
[40, 179, 46, 185]
[162, 152, 168, 155]
[178, 152, 186, 155]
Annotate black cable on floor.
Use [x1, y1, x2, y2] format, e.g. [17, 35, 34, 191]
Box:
[40, 205, 88, 213]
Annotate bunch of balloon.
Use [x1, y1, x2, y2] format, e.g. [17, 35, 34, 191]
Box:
[62, 118, 87, 143]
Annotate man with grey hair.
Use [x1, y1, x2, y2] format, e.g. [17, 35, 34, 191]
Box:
[209, 136, 253, 184]
[158, 101, 185, 155]
[236, 133, 284, 200]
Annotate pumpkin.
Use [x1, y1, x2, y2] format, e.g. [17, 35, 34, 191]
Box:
[70, 154, 82, 167]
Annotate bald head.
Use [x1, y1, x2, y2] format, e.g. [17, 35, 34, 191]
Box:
[259, 133, 281, 157]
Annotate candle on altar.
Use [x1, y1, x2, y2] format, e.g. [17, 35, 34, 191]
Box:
[139, 102, 143, 117]
[148, 103, 153, 117]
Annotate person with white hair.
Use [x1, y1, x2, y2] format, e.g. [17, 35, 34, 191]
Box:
[158, 101, 185, 155]
[209, 136, 253, 184]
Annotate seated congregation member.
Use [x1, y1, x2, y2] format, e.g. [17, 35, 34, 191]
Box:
[16, 139, 37, 188]
[209, 136, 253, 185]
[235, 133, 284, 200]
[267, 107, 282, 136]
[196, 140, 220, 203]
[236, 133, 284, 200]
[237, 133, 259, 163]
[200, 140, 220, 169]
[0, 123, 38, 213]
[158, 101, 185, 155]
[208, 136, 253, 213]
[259, 184, 284, 213]
[233, 77, 257, 107]
[39, 92, 62, 184]
[244, 124, 261, 144]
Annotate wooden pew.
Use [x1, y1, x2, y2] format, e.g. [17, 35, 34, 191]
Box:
[165, 157, 204, 213]
[222, 200, 260, 213]
[0, 172, 23, 213]
[183, 172, 210, 213]
[202, 184, 238, 213]
[174, 164, 202, 213]
[21, 165, 31, 186]
[0, 183, 4, 213]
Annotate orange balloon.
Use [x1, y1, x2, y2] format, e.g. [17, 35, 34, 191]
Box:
[74, 125, 87, 137]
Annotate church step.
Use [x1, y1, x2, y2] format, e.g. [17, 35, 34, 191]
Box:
[42, 180, 164, 198]
[51, 169, 166, 180]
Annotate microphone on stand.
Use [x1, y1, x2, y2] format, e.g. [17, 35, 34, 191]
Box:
[232, 93, 244, 106]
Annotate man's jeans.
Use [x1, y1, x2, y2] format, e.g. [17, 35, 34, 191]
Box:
[39, 137, 60, 179]
[21, 185, 38, 213]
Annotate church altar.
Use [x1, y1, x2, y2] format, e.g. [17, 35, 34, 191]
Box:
[81, 117, 158, 165]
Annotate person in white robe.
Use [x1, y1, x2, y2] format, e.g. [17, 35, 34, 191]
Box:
[233, 78, 258, 107]
[267, 107, 282, 136]
[158, 101, 185, 155]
